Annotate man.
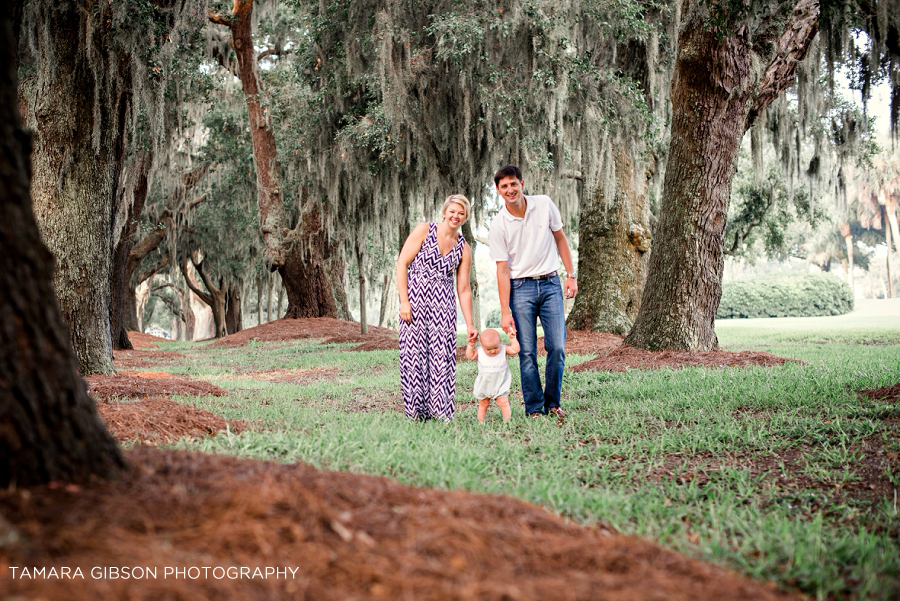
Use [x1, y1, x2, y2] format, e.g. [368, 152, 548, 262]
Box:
[488, 165, 578, 419]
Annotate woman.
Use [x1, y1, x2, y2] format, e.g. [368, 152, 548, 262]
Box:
[397, 194, 478, 421]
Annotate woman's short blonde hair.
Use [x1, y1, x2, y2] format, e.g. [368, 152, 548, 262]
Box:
[441, 194, 470, 223]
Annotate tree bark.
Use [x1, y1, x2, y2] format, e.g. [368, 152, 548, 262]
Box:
[110, 153, 153, 351]
[266, 273, 274, 322]
[180, 254, 227, 338]
[568, 134, 651, 335]
[626, 0, 819, 351]
[21, 2, 134, 374]
[256, 276, 263, 326]
[209, 1, 338, 320]
[355, 230, 368, 334]
[0, 14, 125, 485]
[225, 281, 243, 335]
[278, 204, 339, 318]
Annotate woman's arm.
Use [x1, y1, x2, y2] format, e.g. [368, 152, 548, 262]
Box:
[456, 243, 477, 344]
[396, 223, 429, 323]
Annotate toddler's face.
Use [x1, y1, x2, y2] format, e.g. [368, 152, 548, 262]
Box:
[482, 342, 501, 357]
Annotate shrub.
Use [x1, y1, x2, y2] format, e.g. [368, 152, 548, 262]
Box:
[717, 272, 854, 319]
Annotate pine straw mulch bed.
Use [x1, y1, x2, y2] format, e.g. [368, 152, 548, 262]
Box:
[85, 372, 244, 445]
[0, 448, 800, 601]
[209, 317, 399, 351]
[215, 318, 794, 371]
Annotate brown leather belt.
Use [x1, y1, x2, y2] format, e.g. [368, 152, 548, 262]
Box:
[511, 271, 557, 281]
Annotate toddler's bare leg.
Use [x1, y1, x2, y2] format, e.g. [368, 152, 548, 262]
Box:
[496, 397, 511, 422]
[477, 398, 491, 423]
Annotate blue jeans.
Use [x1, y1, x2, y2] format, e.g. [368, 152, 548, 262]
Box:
[510, 275, 566, 415]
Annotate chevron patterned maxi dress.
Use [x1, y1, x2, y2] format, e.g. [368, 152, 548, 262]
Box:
[399, 222, 465, 421]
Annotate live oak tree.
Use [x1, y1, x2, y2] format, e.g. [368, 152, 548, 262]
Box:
[626, 0, 900, 351]
[627, 0, 821, 351]
[208, 0, 342, 319]
[18, 0, 204, 373]
[0, 13, 125, 486]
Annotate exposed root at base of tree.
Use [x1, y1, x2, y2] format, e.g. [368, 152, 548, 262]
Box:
[0, 449, 799, 601]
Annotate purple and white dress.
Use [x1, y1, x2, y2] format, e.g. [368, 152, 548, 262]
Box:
[399, 222, 465, 421]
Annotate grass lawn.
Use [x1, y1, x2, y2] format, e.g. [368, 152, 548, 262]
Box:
[147, 304, 899, 600]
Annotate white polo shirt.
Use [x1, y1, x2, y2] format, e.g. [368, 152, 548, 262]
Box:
[489, 194, 563, 279]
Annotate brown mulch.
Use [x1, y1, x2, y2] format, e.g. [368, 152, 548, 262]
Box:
[859, 382, 900, 402]
[0, 449, 800, 601]
[86, 373, 228, 401]
[85, 371, 242, 444]
[95, 398, 247, 444]
[126, 331, 170, 349]
[571, 337, 799, 373]
[210, 317, 399, 351]
[194, 319, 797, 373]
[113, 350, 187, 370]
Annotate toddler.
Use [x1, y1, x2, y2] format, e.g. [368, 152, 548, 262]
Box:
[465, 329, 520, 423]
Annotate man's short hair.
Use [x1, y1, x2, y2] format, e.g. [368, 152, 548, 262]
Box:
[494, 165, 522, 187]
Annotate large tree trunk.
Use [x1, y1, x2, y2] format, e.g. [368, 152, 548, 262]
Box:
[568, 134, 652, 335]
[278, 204, 339, 319]
[110, 153, 152, 351]
[225, 281, 243, 335]
[0, 13, 125, 485]
[209, 1, 338, 319]
[626, 0, 819, 351]
[21, 2, 133, 375]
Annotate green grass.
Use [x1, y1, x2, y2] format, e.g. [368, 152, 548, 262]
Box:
[138, 313, 900, 600]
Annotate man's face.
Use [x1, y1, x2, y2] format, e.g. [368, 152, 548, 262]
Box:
[496, 176, 524, 205]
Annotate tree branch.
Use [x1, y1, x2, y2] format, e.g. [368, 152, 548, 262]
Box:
[207, 9, 232, 27]
[179, 255, 213, 307]
[746, 0, 820, 130]
[191, 251, 222, 298]
[133, 250, 170, 287]
[258, 46, 291, 62]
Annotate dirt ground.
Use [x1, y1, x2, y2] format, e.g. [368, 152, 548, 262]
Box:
[6, 322, 891, 600]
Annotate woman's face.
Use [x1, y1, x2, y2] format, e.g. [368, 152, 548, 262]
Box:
[443, 202, 467, 228]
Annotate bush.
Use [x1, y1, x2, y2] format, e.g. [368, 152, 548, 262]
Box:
[717, 272, 854, 319]
[484, 308, 502, 328]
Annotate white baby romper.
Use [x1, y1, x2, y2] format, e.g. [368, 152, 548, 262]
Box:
[472, 345, 512, 400]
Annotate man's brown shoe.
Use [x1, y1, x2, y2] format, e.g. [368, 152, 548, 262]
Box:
[528, 413, 543, 419]
[549, 407, 566, 419]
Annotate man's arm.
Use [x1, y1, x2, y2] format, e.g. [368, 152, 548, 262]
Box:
[552, 228, 578, 299]
[496, 261, 516, 335]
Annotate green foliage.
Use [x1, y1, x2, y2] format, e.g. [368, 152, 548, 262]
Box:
[717, 273, 854, 319]
[484, 307, 501, 328]
[725, 170, 823, 261]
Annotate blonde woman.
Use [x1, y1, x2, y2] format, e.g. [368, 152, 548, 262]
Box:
[396, 194, 477, 421]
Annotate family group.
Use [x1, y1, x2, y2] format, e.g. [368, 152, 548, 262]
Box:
[396, 165, 578, 423]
